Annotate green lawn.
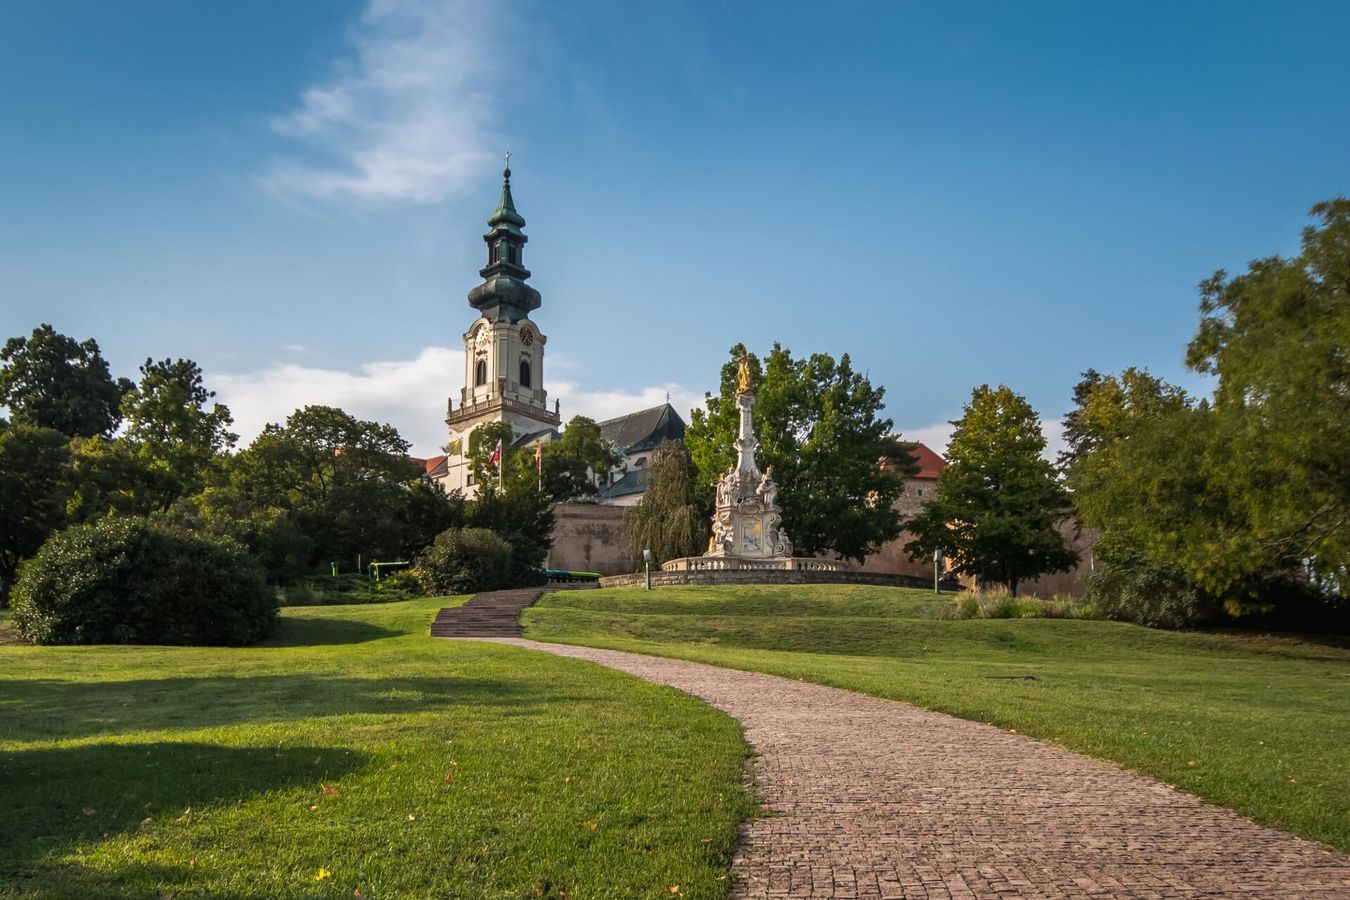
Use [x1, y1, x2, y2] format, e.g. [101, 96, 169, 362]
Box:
[524, 584, 1350, 852]
[0, 597, 753, 899]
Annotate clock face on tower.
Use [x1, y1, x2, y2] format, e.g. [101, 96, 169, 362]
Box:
[520, 325, 535, 347]
[473, 325, 491, 349]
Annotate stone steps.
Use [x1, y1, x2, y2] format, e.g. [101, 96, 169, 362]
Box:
[430, 582, 595, 638]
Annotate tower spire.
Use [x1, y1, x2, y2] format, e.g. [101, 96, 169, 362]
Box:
[467, 152, 539, 321]
[488, 151, 525, 230]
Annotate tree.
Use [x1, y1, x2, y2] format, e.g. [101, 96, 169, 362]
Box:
[0, 324, 132, 437]
[66, 435, 167, 523]
[906, 384, 1076, 593]
[1063, 199, 1350, 622]
[119, 357, 236, 509]
[1183, 198, 1350, 597]
[466, 421, 517, 489]
[685, 343, 909, 562]
[623, 440, 707, 568]
[465, 479, 554, 586]
[229, 406, 436, 569]
[539, 416, 621, 501]
[1062, 369, 1223, 625]
[0, 422, 70, 604]
[413, 527, 512, 595]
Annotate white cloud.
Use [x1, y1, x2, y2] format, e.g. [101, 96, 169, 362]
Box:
[280, 343, 310, 354]
[213, 346, 464, 457]
[212, 346, 709, 459]
[899, 417, 1067, 462]
[260, 0, 500, 204]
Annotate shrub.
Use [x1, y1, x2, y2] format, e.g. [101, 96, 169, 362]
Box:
[932, 589, 1103, 621]
[11, 517, 277, 645]
[956, 593, 980, 619]
[414, 527, 513, 596]
[1086, 535, 1215, 628]
[279, 571, 424, 606]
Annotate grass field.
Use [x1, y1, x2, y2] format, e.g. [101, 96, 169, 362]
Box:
[524, 584, 1350, 852]
[0, 597, 753, 899]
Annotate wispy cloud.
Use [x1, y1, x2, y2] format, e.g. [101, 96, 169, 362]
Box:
[212, 346, 708, 458]
[260, 0, 500, 204]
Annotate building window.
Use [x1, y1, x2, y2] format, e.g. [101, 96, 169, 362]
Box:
[519, 359, 532, 388]
[475, 359, 488, 386]
[467, 473, 475, 486]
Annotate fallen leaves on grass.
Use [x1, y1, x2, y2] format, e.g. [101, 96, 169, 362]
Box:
[315, 868, 332, 882]
[81, 806, 95, 816]
[586, 821, 599, 831]
[322, 785, 340, 799]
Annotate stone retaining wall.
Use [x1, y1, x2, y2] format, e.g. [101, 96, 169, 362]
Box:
[599, 569, 957, 590]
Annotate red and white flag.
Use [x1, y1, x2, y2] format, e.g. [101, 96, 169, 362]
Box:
[534, 440, 543, 469]
[489, 439, 502, 465]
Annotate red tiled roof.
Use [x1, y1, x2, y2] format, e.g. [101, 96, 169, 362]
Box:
[881, 442, 946, 479]
[422, 455, 447, 474]
[908, 442, 946, 479]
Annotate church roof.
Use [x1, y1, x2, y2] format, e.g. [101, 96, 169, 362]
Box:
[597, 403, 687, 455]
[513, 427, 561, 449]
[598, 467, 649, 501]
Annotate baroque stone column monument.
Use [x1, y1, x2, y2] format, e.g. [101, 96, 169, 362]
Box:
[706, 355, 793, 558]
[662, 352, 846, 575]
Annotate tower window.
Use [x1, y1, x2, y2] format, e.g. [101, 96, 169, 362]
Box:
[475, 359, 488, 386]
[519, 359, 532, 388]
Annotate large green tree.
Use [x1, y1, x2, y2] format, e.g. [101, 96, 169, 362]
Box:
[228, 406, 438, 570]
[685, 343, 910, 562]
[623, 440, 707, 568]
[1065, 199, 1350, 621]
[906, 384, 1076, 593]
[119, 357, 236, 509]
[0, 422, 70, 603]
[0, 324, 132, 437]
[1061, 369, 1224, 625]
[1184, 198, 1350, 597]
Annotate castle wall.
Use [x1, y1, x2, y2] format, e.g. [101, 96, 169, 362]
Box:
[546, 502, 631, 575]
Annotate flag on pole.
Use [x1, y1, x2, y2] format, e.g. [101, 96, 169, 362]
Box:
[535, 440, 543, 492]
[489, 439, 502, 466]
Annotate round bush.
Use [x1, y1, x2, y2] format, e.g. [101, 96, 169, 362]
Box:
[11, 517, 278, 645]
[414, 526, 513, 596]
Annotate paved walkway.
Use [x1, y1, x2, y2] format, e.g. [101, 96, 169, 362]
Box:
[477, 638, 1350, 899]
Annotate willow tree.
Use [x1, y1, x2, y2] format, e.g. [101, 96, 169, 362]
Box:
[623, 440, 707, 569]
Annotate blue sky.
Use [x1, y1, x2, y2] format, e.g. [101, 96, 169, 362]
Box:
[2, 1, 1347, 456]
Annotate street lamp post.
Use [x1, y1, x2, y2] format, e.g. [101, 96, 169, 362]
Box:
[642, 549, 653, 591]
[933, 548, 944, 594]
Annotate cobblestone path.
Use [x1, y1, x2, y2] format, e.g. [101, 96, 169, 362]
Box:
[479, 638, 1350, 899]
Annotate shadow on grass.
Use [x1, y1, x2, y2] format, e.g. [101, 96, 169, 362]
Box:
[263, 615, 403, 647]
[0, 741, 364, 897]
[0, 673, 540, 743]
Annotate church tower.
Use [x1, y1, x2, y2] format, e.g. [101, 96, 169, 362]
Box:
[439, 160, 561, 496]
